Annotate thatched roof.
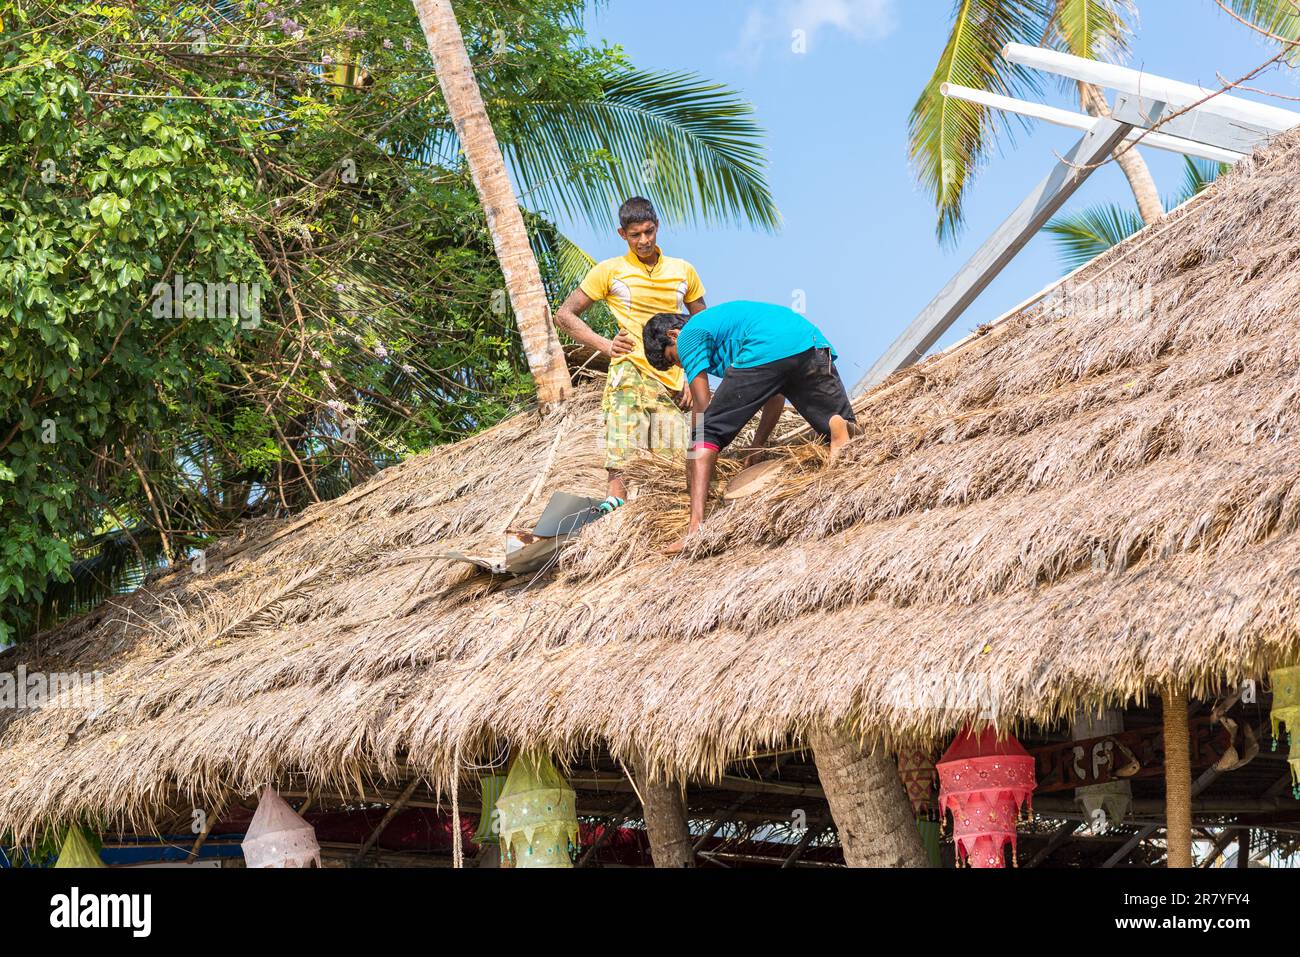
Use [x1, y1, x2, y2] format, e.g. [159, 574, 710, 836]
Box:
[6, 129, 1300, 838]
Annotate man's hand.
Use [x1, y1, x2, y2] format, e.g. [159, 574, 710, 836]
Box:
[676, 384, 693, 411]
[610, 330, 635, 357]
[742, 447, 769, 468]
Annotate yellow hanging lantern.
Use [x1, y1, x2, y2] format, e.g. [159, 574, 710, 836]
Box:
[471, 773, 508, 845]
[53, 826, 105, 868]
[496, 754, 579, 869]
[1270, 665, 1300, 798]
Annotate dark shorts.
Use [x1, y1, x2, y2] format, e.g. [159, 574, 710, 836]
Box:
[698, 347, 856, 451]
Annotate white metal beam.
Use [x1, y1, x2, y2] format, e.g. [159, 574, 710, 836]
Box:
[853, 117, 1135, 395]
[1110, 90, 1279, 156]
[941, 83, 1247, 164]
[1003, 43, 1300, 133]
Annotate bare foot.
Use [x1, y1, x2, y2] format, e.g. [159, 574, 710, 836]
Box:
[665, 520, 702, 556]
[828, 415, 850, 463]
[607, 471, 627, 501]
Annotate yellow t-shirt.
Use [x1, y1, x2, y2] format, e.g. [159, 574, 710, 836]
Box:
[579, 247, 705, 392]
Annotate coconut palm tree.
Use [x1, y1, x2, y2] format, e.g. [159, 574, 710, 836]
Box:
[411, 0, 781, 861]
[911, 0, 1300, 244]
[810, 727, 931, 867]
[413, 0, 573, 404]
[412, 0, 780, 407]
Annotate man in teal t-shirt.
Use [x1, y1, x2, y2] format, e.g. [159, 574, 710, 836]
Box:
[643, 301, 856, 553]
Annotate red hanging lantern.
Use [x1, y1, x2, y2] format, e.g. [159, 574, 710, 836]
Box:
[937, 726, 1037, 868]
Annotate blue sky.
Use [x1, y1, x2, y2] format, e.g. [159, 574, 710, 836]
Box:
[556, 0, 1300, 388]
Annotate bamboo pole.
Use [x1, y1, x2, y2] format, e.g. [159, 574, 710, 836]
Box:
[351, 778, 421, 867]
[186, 793, 227, 864]
[1164, 687, 1194, 867]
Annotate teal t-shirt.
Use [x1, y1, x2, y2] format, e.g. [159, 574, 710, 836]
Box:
[676, 301, 835, 383]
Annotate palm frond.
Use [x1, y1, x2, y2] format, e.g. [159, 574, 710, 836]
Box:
[910, 0, 1051, 245]
[1223, 1, 1300, 62]
[1045, 0, 1136, 60]
[34, 523, 168, 636]
[526, 213, 597, 296]
[500, 69, 780, 233]
[1177, 155, 1229, 204]
[1043, 201, 1143, 270]
[525, 211, 617, 337]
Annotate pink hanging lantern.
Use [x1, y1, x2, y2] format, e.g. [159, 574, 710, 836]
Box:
[241, 786, 321, 868]
[937, 726, 1037, 868]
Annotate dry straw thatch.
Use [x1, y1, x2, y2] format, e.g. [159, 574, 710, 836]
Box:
[6, 129, 1300, 839]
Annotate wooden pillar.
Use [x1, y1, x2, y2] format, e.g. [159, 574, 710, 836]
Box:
[633, 767, 695, 868]
[809, 726, 930, 867]
[1163, 687, 1194, 868]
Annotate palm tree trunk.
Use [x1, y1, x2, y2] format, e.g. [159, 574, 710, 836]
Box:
[633, 768, 695, 867]
[1163, 686, 1194, 867]
[412, 0, 572, 405]
[1077, 81, 1165, 225]
[809, 726, 930, 867]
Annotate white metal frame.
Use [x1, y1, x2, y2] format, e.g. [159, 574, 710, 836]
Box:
[853, 47, 1300, 395]
[1002, 43, 1300, 133]
[940, 83, 1246, 164]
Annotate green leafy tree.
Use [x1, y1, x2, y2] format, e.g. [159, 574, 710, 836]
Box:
[0, 28, 267, 642]
[0, 0, 778, 640]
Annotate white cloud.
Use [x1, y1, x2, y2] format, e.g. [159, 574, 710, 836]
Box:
[728, 0, 896, 67]
[786, 0, 897, 42]
[729, 6, 772, 69]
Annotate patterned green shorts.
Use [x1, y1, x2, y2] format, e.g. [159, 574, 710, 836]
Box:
[601, 361, 687, 471]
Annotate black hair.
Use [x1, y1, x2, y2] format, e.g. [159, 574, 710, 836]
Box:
[618, 196, 659, 229]
[643, 313, 688, 371]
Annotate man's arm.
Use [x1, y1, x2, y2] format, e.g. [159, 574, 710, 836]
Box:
[675, 298, 708, 409]
[687, 371, 712, 414]
[554, 289, 632, 357]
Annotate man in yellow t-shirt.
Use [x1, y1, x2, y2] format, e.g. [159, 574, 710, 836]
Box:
[555, 197, 707, 499]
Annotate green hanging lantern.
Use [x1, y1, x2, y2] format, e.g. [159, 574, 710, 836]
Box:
[1269, 665, 1300, 798]
[53, 826, 105, 868]
[471, 773, 508, 845]
[496, 754, 579, 869]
